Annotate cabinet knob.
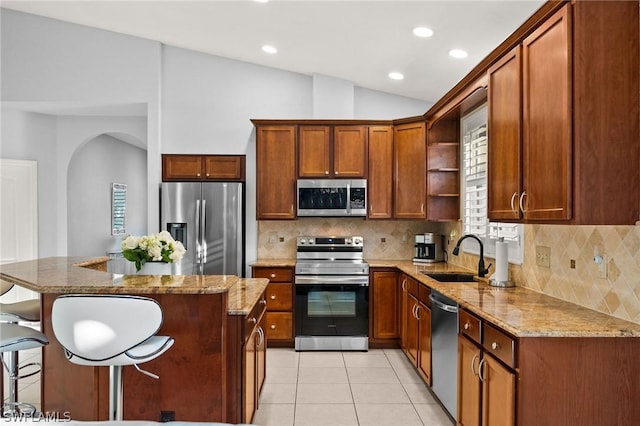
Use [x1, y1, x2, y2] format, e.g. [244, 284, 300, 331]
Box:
[464, 322, 471, 330]
[196, 173, 201, 177]
[260, 299, 267, 305]
[271, 324, 276, 329]
[270, 273, 276, 278]
[491, 341, 499, 350]
[206, 173, 210, 177]
[325, 171, 329, 175]
[270, 294, 276, 300]
[249, 317, 257, 324]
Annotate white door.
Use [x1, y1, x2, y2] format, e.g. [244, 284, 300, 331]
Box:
[0, 159, 38, 302]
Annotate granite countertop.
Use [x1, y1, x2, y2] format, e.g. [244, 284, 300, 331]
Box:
[250, 259, 296, 267]
[0, 257, 269, 316]
[251, 257, 640, 338]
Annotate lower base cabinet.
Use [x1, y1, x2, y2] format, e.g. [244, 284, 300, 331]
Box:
[400, 274, 432, 385]
[252, 266, 294, 346]
[242, 293, 267, 424]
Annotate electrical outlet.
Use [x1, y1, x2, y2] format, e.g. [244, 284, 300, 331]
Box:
[597, 254, 608, 279]
[278, 236, 284, 243]
[380, 237, 386, 243]
[570, 259, 576, 269]
[536, 246, 551, 268]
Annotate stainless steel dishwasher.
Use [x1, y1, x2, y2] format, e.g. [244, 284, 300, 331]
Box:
[430, 290, 458, 420]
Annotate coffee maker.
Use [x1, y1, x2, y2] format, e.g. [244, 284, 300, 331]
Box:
[413, 233, 444, 263]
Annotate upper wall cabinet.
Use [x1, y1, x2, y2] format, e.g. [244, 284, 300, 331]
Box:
[427, 119, 460, 221]
[487, 1, 639, 224]
[367, 126, 394, 219]
[255, 125, 297, 220]
[298, 125, 367, 178]
[394, 121, 427, 219]
[163, 154, 245, 181]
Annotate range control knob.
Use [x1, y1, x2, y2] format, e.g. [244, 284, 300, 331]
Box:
[353, 237, 363, 245]
[346, 238, 352, 244]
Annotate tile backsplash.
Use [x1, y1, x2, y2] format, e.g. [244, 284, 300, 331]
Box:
[443, 221, 640, 324]
[257, 219, 446, 260]
[258, 219, 640, 324]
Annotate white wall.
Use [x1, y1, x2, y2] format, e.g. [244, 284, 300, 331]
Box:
[1, 9, 431, 268]
[67, 134, 147, 257]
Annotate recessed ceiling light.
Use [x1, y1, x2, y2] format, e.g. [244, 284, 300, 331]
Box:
[449, 49, 468, 59]
[388, 72, 404, 81]
[262, 45, 278, 54]
[255, 0, 269, 3]
[412, 27, 434, 38]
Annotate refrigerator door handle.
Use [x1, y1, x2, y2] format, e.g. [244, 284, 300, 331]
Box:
[202, 199, 207, 267]
[195, 199, 201, 264]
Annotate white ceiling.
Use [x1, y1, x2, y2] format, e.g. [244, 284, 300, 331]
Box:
[2, 0, 545, 103]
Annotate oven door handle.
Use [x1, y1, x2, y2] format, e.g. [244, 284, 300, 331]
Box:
[295, 276, 369, 286]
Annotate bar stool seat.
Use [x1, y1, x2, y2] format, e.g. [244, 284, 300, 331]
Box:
[0, 323, 49, 416]
[0, 299, 40, 322]
[51, 294, 174, 420]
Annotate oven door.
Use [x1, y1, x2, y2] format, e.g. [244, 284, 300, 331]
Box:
[295, 279, 369, 339]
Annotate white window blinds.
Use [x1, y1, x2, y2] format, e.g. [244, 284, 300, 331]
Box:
[461, 105, 523, 264]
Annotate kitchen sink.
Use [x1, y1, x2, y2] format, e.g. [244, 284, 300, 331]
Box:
[422, 272, 476, 282]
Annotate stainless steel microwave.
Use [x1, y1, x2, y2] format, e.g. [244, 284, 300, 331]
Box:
[297, 179, 367, 217]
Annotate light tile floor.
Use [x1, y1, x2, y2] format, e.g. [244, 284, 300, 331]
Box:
[4, 347, 454, 426]
[253, 348, 454, 426]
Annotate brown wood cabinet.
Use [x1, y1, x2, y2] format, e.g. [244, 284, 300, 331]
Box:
[255, 125, 297, 220]
[370, 269, 399, 346]
[162, 154, 245, 181]
[457, 308, 516, 426]
[298, 125, 367, 178]
[487, 1, 639, 224]
[393, 121, 427, 219]
[367, 126, 394, 219]
[252, 266, 294, 345]
[242, 293, 267, 424]
[399, 274, 431, 385]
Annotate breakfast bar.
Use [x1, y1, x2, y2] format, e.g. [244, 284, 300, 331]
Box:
[0, 257, 268, 423]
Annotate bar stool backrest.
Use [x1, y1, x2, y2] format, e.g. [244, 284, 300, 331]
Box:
[52, 294, 163, 363]
[0, 280, 14, 296]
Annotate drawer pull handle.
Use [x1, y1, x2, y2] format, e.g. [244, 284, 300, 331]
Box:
[270, 295, 276, 300]
[248, 317, 257, 324]
[270, 324, 276, 329]
[491, 342, 499, 350]
[471, 353, 479, 377]
[464, 322, 471, 330]
[478, 358, 486, 382]
[270, 273, 276, 278]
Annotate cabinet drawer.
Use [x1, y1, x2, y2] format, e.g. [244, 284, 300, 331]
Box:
[459, 309, 482, 345]
[244, 294, 267, 342]
[483, 323, 516, 368]
[266, 283, 292, 311]
[253, 267, 293, 283]
[265, 312, 293, 340]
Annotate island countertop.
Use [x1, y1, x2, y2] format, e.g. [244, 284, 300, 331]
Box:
[0, 257, 268, 316]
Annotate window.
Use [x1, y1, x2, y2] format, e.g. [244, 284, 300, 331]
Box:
[460, 105, 523, 264]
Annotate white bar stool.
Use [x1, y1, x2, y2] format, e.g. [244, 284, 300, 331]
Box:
[51, 294, 174, 421]
[0, 280, 43, 417]
[0, 323, 49, 417]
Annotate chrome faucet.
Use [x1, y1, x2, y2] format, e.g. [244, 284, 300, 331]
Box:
[452, 234, 492, 278]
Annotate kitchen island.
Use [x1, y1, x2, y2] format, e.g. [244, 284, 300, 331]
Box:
[0, 257, 268, 423]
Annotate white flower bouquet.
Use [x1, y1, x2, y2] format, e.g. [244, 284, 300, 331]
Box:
[121, 231, 186, 272]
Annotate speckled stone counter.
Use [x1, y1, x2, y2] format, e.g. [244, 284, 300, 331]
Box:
[0, 256, 268, 315]
[251, 257, 640, 338]
[249, 258, 296, 268]
[370, 259, 640, 338]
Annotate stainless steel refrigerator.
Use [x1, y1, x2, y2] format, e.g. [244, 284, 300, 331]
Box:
[160, 182, 244, 276]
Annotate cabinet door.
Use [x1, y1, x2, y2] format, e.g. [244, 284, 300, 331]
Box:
[256, 126, 297, 219]
[204, 155, 245, 181]
[162, 155, 203, 181]
[522, 5, 572, 220]
[406, 293, 420, 365]
[367, 126, 393, 219]
[394, 122, 427, 218]
[458, 335, 482, 426]
[298, 126, 331, 177]
[487, 46, 523, 221]
[400, 276, 409, 352]
[257, 315, 267, 399]
[333, 126, 367, 177]
[417, 301, 431, 386]
[482, 355, 515, 426]
[371, 270, 399, 340]
[243, 327, 257, 423]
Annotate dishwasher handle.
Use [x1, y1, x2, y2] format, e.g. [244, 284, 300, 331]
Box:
[429, 294, 458, 313]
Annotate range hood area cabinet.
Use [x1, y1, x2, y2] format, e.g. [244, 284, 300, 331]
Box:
[298, 125, 368, 178]
[486, 1, 640, 224]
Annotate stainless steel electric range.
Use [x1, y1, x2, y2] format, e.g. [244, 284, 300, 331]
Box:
[294, 236, 369, 351]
